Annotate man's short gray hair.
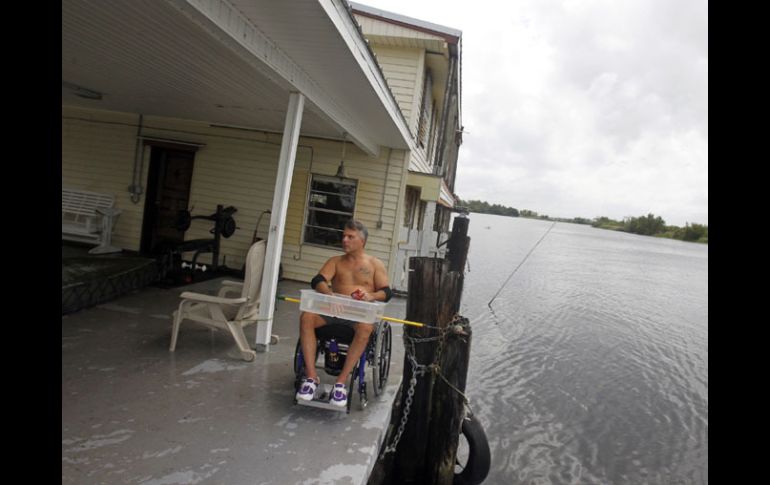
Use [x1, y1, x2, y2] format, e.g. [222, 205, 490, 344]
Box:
[344, 219, 368, 244]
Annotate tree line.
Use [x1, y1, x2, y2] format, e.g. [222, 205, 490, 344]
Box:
[458, 198, 520, 217]
[592, 215, 708, 243]
[456, 198, 707, 243]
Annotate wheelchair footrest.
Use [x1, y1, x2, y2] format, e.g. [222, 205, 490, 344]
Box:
[296, 384, 347, 413]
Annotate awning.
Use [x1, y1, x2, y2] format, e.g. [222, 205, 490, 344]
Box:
[407, 172, 456, 207]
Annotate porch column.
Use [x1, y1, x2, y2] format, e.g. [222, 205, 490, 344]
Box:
[255, 91, 305, 350]
[419, 201, 437, 255]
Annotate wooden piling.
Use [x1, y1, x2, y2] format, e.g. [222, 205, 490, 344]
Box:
[425, 316, 471, 483]
[390, 257, 464, 483]
[446, 214, 470, 272]
[369, 214, 474, 485]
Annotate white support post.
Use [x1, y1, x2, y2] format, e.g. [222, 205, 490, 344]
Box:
[419, 201, 436, 256]
[255, 92, 305, 351]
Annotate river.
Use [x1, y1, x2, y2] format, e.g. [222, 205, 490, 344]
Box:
[457, 213, 708, 484]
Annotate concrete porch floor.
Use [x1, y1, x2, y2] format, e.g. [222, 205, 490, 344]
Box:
[62, 277, 406, 485]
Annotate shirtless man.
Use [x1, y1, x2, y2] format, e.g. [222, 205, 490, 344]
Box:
[295, 219, 393, 407]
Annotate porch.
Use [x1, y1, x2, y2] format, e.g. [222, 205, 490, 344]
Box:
[62, 269, 406, 484]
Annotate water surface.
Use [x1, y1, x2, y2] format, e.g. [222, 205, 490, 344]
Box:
[459, 214, 707, 484]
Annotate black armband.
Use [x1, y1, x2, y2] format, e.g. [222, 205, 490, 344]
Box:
[377, 286, 393, 302]
[310, 273, 327, 290]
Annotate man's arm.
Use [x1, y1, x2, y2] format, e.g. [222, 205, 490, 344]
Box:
[311, 257, 336, 295]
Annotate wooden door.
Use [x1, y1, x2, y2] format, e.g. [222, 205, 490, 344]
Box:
[141, 147, 195, 254]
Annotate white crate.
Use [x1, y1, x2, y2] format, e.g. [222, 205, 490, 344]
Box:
[299, 289, 387, 324]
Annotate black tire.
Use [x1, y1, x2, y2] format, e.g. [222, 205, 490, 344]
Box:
[372, 321, 392, 396]
[454, 414, 491, 485]
[293, 339, 305, 391]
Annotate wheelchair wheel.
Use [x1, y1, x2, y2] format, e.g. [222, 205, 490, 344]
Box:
[346, 361, 369, 413]
[371, 321, 392, 397]
[293, 339, 305, 392]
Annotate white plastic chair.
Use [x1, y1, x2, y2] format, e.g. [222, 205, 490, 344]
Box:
[169, 240, 266, 361]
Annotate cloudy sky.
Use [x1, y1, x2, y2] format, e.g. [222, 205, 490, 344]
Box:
[358, 0, 708, 227]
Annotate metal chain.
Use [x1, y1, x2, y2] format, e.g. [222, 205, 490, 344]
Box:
[382, 315, 463, 455]
[383, 331, 425, 454]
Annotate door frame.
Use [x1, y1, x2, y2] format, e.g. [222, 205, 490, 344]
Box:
[139, 142, 199, 255]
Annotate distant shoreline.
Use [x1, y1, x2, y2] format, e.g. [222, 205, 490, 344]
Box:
[589, 221, 708, 244]
[467, 211, 708, 244]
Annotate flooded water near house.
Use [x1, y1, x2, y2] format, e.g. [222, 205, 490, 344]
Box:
[458, 213, 707, 484]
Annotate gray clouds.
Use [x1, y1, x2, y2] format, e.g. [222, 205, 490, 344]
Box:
[359, 0, 707, 226]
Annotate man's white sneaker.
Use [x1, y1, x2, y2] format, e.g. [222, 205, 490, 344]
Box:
[296, 378, 318, 401]
[330, 383, 347, 407]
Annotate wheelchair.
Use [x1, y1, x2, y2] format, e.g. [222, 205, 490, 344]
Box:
[293, 319, 392, 414]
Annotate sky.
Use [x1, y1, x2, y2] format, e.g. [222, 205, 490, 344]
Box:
[357, 0, 708, 227]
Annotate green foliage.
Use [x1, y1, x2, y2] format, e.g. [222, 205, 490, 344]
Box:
[571, 217, 592, 225]
[457, 198, 520, 217]
[623, 213, 666, 236]
[591, 217, 625, 231]
[592, 215, 707, 243]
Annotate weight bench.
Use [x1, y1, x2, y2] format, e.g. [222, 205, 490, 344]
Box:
[62, 187, 122, 254]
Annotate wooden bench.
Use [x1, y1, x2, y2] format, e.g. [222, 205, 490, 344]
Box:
[62, 188, 122, 254]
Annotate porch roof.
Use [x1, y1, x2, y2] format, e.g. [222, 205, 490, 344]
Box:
[62, 0, 412, 156]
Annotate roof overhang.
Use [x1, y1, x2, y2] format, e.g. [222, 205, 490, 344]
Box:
[350, 2, 461, 43]
[62, 0, 412, 156]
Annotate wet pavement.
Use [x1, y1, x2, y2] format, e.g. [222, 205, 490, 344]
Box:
[62, 276, 406, 485]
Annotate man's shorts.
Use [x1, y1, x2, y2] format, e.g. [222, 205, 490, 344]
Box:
[320, 315, 358, 327]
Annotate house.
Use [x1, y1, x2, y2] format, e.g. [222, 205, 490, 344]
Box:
[61, 0, 462, 347]
[349, 3, 463, 292]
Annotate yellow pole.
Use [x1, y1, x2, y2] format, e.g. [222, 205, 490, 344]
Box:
[381, 316, 425, 328]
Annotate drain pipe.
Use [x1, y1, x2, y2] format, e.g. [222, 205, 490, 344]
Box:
[377, 147, 393, 229]
[434, 55, 456, 175]
[129, 114, 144, 204]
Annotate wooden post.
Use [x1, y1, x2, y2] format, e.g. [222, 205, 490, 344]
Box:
[369, 214, 472, 484]
[425, 316, 471, 483]
[424, 214, 471, 483]
[446, 214, 470, 272]
[388, 257, 463, 482]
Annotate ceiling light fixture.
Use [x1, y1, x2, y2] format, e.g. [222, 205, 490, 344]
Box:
[336, 133, 348, 179]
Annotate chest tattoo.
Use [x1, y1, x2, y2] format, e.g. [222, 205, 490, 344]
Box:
[358, 267, 371, 276]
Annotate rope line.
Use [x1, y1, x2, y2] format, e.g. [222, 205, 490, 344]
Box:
[487, 221, 557, 309]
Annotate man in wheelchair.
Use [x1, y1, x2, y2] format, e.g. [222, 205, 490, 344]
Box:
[295, 219, 393, 408]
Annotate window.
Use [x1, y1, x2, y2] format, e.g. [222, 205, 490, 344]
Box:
[434, 205, 450, 233]
[403, 186, 420, 229]
[304, 174, 358, 248]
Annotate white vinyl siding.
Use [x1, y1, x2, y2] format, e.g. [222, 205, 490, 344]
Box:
[366, 44, 433, 173]
[365, 45, 423, 135]
[62, 107, 146, 252]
